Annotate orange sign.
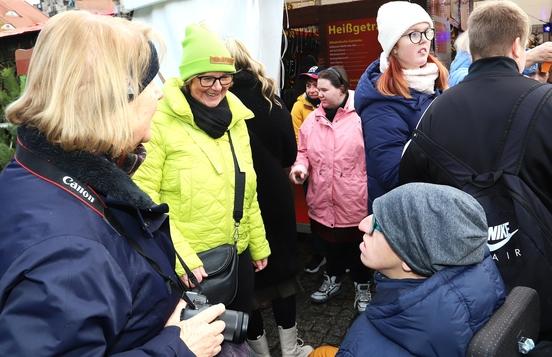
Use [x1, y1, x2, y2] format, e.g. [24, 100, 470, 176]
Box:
[326, 18, 381, 88]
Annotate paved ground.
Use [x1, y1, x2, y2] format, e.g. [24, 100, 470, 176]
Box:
[259, 234, 359, 356]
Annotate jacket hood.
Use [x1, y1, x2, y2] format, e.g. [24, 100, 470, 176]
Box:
[355, 59, 438, 115]
[364, 256, 504, 355]
[232, 69, 257, 89]
[157, 77, 254, 130]
[450, 51, 472, 73]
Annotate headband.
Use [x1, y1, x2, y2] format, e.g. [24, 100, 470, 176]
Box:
[129, 41, 160, 101]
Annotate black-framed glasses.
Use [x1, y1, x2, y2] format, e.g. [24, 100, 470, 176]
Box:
[196, 74, 233, 88]
[401, 28, 435, 44]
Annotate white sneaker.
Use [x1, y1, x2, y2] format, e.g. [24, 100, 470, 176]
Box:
[354, 282, 372, 312]
[310, 274, 342, 303]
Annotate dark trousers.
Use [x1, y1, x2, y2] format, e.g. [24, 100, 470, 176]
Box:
[247, 294, 297, 339]
[227, 249, 255, 315]
[303, 181, 327, 257]
[325, 240, 372, 283]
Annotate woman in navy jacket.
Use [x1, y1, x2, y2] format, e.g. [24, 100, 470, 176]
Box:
[0, 11, 224, 357]
[355, 1, 448, 212]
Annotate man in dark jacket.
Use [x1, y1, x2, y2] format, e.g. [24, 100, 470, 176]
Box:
[337, 183, 505, 357]
[400, 0, 552, 340]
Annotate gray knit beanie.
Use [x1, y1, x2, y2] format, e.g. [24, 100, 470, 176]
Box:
[372, 183, 488, 277]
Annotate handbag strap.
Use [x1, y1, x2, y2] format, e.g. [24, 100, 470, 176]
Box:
[227, 131, 245, 245]
[171, 131, 246, 292]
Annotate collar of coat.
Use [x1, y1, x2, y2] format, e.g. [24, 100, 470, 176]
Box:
[157, 77, 254, 129]
[314, 89, 356, 120]
[17, 125, 155, 209]
[297, 94, 315, 109]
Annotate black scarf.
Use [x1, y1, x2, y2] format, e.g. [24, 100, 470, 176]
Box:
[17, 125, 154, 209]
[324, 92, 349, 122]
[306, 95, 320, 108]
[183, 90, 232, 139]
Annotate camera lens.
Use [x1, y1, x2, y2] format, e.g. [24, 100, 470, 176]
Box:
[231, 311, 249, 343]
[181, 305, 249, 344]
[220, 310, 249, 343]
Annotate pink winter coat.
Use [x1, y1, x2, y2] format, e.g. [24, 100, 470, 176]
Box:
[293, 91, 368, 228]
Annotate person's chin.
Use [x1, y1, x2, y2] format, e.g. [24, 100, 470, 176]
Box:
[360, 254, 371, 268]
[202, 95, 223, 107]
[418, 55, 430, 66]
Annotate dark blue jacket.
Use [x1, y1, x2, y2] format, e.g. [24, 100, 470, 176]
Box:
[337, 256, 505, 357]
[355, 59, 439, 212]
[0, 127, 193, 356]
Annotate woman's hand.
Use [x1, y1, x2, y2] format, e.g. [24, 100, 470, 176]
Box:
[180, 266, 208, 288]
[166, 300, 226, 357]
[289, 165, 308, 185]
[252, 258, 268, 272]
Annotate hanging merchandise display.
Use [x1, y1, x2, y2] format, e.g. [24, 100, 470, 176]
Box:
[281, 26, 321, 110]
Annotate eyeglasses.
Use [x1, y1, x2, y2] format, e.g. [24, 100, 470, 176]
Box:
[401, 28, 435, 44]
[372, 217, 383, 233]
[196, 74, 233, 88]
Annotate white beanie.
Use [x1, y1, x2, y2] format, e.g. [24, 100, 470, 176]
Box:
[377, 1, 433, 72]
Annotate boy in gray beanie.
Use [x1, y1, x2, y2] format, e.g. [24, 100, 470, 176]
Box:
[369, 182, 488, 277]
[337, 183, 505, 357]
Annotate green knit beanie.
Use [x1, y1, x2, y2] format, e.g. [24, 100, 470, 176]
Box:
[179, 24, 236, 81]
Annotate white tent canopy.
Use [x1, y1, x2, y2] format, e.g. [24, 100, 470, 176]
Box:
[512, 0, 551, 25]
[122, 0, 284, 87]
[475, 0, 551, 26]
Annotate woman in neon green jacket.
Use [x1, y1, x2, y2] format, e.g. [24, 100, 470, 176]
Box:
[133, 24, 270, 314]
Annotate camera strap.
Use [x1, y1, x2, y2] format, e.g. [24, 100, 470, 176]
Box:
[14, 140, 198, 309]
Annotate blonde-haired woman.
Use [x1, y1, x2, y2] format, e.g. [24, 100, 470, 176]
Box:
[449, 31, 471, 87]
[226, 39, 313, 357]
[0, 11, 225, 356]
[355, 1, 448, 212]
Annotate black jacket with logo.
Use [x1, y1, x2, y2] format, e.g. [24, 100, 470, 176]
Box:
[399, 56, 552, 339]
[400, 56, 552, 213]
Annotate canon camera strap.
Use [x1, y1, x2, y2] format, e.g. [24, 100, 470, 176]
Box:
[14, 140, 198, 308]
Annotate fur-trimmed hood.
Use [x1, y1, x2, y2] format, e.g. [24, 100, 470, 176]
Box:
[17, 125, 154, 209]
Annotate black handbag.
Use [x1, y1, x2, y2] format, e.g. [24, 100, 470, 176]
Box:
[176, 131, 245, 305]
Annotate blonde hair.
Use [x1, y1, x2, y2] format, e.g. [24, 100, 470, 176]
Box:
[468, 1, 529, 60]
[225, 38, 281, 111]
[6, 11, 162, 157]
[454, 31, 470, 53]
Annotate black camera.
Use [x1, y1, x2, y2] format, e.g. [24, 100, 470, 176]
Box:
[180, 291, 249, 344]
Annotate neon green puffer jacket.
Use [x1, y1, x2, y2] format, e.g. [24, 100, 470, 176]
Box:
[133, 77, 270, 276]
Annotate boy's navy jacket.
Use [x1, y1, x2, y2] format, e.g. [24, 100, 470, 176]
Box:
[354, 59, 438, 212]
[337, 256, 505, 357]
[0, 127, 193, 356]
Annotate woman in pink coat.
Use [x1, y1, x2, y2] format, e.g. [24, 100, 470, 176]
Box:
[289, 66, 372, 312]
